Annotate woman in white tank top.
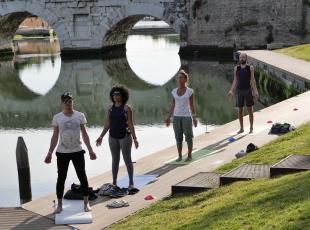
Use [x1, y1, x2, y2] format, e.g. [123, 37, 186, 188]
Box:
[165, 70, 197, 162]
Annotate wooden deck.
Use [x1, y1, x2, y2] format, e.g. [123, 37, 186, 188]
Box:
[0, 208, 67, 230]
[21, 90, 310, 229]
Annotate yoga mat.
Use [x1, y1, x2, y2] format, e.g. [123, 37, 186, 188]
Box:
[55, 200, 92, 225]
[117, 174, 158, 189]
[166, 148, 216, 165]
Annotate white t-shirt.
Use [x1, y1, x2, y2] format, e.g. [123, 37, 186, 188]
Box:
[172, 87, 194, 117]
[52, 111, 87, 153]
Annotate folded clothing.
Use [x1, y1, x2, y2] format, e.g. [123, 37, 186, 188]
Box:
[64, 183, 98, 200]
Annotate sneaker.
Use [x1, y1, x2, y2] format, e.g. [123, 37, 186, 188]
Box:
[109, 186, 128, 198]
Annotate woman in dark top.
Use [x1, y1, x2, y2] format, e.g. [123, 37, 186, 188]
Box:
[96, 85, 139, 191]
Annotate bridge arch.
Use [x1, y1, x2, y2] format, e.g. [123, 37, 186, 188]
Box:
[0, 1, 70, 51]
[101, 3, 187, 51]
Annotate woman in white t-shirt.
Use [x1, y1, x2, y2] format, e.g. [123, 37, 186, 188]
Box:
[165, 70, 197, 162]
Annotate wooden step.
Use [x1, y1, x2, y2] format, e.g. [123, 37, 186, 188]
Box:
[172, 172, 222, 195]
[270, 154, 310, 177]
[220, 164, 270, 186]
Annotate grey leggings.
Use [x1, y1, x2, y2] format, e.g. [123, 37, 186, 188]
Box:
[173, 116, 193, 149]
[109, 135, 134, 186]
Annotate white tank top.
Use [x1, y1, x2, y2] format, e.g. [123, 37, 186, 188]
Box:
[172, 87, 194, 117]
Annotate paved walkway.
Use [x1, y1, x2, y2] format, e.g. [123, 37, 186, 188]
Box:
[243, 50, 310, 82]
[23, 51, 310, 229]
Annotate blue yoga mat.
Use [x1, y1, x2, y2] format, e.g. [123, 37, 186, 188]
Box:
[117, 174, 158, 189]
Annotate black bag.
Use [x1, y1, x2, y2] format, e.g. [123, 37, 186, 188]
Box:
[270, 123, 291, 134]
[246, 143, 258, 153]
[64, 183, 99, 200]
[270, 123, 282, 134]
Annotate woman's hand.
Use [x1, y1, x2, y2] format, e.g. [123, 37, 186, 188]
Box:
[165, 117, 171, 127]
[193, 117, 198, 127]
[227, 90, 233, 101]
[44, 152, 52, 164]
[96, 136, 103, 146]
[89, 151, 97, 160]
[133, 139, 139, 149]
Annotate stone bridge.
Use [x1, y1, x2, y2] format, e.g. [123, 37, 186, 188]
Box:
[0, 0, 310, 58]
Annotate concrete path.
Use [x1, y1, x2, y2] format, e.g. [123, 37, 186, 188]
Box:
[243, 50, 310, 82]
[23, 51, 310, 229]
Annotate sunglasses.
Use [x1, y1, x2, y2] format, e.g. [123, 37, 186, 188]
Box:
[63, 99, 73, 104]
[113, 92, 121, 96]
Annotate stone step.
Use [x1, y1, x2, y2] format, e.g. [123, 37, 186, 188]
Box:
[220, 164, 271, 186]
[270, 154, 310, 177]
[171, 172, 222, 195]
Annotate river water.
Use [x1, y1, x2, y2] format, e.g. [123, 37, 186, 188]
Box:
[0, 33, 303, 207]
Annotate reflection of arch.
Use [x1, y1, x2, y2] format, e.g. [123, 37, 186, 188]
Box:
[102, 3, 185, 50]
[0, 2, 70, 50]
[0, 58, 248, 128]
[103, 57, 158, 90]
[0, 60, 39, 100]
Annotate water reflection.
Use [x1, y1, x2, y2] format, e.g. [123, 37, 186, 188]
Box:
[16, 54, 61, 95]
[126, 34, 181, 85]
[13, 38, 60, 55]
[1, 56, 305, 129]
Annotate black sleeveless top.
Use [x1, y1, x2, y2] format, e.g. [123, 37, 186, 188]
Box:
[109, 105, 130, 139]
[236, 65, 251, 90]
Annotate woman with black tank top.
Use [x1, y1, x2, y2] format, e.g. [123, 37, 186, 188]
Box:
[96, 86, 139, 191]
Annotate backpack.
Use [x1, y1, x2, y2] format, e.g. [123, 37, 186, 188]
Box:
[246, 143, 258, 153]
[270, 123, 291, 134]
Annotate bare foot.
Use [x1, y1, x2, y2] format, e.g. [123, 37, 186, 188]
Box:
[84, 204, 92, 212]
[176, 157, 182, 162]
[237, 129, 244, 134]
[185, 157, 192, 162]
[249, 127, 253, 134]
[54, 206, 63, 214]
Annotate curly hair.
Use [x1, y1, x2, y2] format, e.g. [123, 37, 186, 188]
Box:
[109, 85, 129, 105]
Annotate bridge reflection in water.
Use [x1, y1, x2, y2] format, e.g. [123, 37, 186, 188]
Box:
[0, 54, 303, 129]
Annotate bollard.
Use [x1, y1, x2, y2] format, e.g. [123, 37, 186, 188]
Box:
[16, 136, 32, 204]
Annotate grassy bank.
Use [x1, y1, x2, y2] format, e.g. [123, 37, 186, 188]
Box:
[275, 44, 310, 62]
[109, 122, 310, 230]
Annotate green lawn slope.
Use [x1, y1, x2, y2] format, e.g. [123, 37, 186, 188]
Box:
[109, 122, 310, 230]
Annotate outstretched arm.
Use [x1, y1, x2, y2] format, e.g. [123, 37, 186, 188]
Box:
[165, 98, 175, 127]
[250, 65, 259, 100]
[227, 66, 237, 100]
[96, 107, 111, 146]
[126, 105, 139, 149]
[81, 124, 97, 160]
[44, 126, 59, 164]
[190, 94, 198, 127]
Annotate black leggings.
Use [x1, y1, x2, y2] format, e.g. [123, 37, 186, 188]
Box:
[56, 151, 89, 199]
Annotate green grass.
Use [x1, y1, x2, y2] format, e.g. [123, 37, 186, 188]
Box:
[275, 44, 310, 61]
[109, 122, 310, 230]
